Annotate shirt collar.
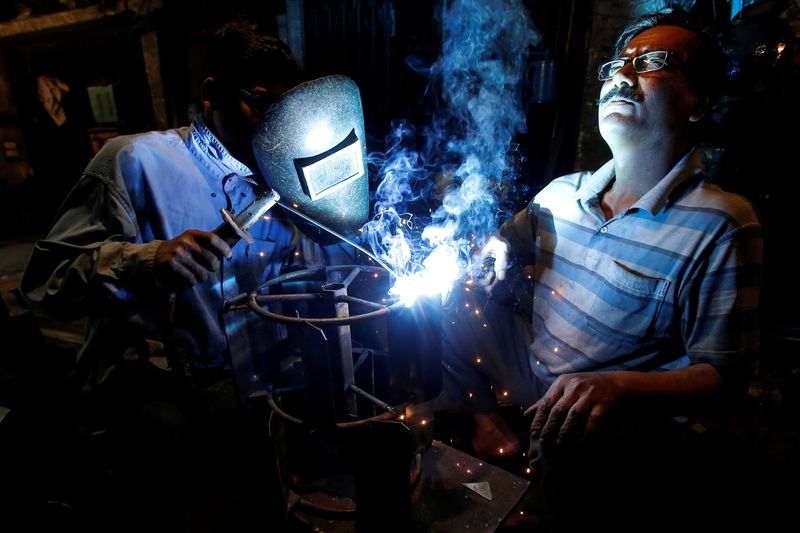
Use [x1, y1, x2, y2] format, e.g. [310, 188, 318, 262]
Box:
[634, 148, 703, 215]
[188, 115, 254, 178]
[575, 158, 616, 207]
[575, 148, 704, 216]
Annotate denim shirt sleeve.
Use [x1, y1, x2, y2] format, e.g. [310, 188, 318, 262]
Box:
[21, 145, 164, 319]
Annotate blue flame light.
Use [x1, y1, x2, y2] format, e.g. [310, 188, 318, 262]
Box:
[390, 244, 460, 306]
[361, 0, 539, 303]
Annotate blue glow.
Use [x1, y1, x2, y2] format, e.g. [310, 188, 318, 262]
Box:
[390, 245, 460, 306]
[304, 121, 335, 152]
[361, 0, 539, 301]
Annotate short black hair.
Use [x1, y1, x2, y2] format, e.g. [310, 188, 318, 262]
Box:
[614, 7, 726, 104]
[203, 18, 302, 90]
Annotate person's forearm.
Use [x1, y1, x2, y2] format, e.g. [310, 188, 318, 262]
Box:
[22, 239, 163, 319]
[20, 174, 165, 319]
[609, 363, 723, 401]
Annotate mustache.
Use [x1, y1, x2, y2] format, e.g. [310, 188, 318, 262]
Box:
[597, 86, 641, 105]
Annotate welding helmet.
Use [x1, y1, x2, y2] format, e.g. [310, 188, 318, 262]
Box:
[252, 75, 369, 242]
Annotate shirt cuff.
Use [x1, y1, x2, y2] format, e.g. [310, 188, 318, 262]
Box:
[122, 240, 163, 283]
[95, 240, 164, 286]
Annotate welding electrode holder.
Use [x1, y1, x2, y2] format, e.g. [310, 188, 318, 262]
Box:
[213, 189, 281, 247]
[160, 189, 281, 355]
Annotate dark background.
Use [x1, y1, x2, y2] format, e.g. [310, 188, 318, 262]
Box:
[0, 1, 798, 530]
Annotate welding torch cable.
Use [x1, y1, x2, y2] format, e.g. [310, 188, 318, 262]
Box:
[276, 200, 398, 278]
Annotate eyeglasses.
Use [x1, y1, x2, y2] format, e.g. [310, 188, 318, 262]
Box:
[597, 50, 680, 81]
[238, 88, 279, 115]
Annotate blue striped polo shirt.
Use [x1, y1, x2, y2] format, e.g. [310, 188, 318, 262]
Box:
[501, 149, 763, 388]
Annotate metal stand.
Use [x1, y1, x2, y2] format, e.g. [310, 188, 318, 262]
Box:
[228, 265, 529, 531]
[229, 265, 442, 529]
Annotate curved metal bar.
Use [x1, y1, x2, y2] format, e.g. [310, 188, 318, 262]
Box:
[258, 266, 330, 289]
[226, 265, 389, 309]
[335, 403, 409, 429]
[266, 394, 304, 425]
[257, 264, 387, 292]
[264, 390, 409, 430]
[253, 293, 321, 303]
[242, 264, 406, 324]
[247, 292, 403, 325]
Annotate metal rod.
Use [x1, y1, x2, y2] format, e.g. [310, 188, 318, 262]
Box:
[277, 200, 398, 278]
[266, 394, 304, 425]
[226, 292, 320, 311]
[352, 348, 371, 373]
[247, 292, 394, 325]
[264, 391, 407, 429]
[341, 266, 362, 288]
[338, 294, 386, 310]
[348, 383, 395, 413]
[254, 293, 321, 303]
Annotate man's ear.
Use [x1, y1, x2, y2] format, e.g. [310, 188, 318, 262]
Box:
[689, 95, 711, 123]
[201, 77, 215, 110]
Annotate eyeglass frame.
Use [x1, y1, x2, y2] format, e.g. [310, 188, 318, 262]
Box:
[238, 87, 280, 115]
[597, 50, 683, 81]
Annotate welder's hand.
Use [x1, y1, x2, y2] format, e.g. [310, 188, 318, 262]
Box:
[476, 235, 510, 290]
[525, 372, 623, 444]
[154, 230, 232, 289]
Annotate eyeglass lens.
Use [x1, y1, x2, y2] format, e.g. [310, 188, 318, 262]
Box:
[598, 51, 669, 80]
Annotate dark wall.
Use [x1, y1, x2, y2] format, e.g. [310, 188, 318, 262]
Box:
[302, 0, 440, 149]
[520, 0, 592, 193]
[0, 2, 289, 239]
[0, 19, 158, 238]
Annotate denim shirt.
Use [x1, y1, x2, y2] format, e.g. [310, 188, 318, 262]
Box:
[22, 117, 356, 402]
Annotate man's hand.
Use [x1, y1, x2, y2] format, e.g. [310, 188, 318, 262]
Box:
[475, 235, 510, 292]
[154, 230, 232, 289]
[525, 372, 624, 444]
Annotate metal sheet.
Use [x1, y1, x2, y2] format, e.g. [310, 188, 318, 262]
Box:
[290, 440, 530, 532]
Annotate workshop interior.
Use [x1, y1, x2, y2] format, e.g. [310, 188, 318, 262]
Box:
[1, 0, 798, 531]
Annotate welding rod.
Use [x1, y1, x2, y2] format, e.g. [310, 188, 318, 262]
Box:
[348, 383, 396, 413]
[277, 200, 398, 279]
[211, 188, 397, 280]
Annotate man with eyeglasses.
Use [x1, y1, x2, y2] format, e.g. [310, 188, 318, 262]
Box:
[436, 7, 763, 527]
[19, 18, 354, 530]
